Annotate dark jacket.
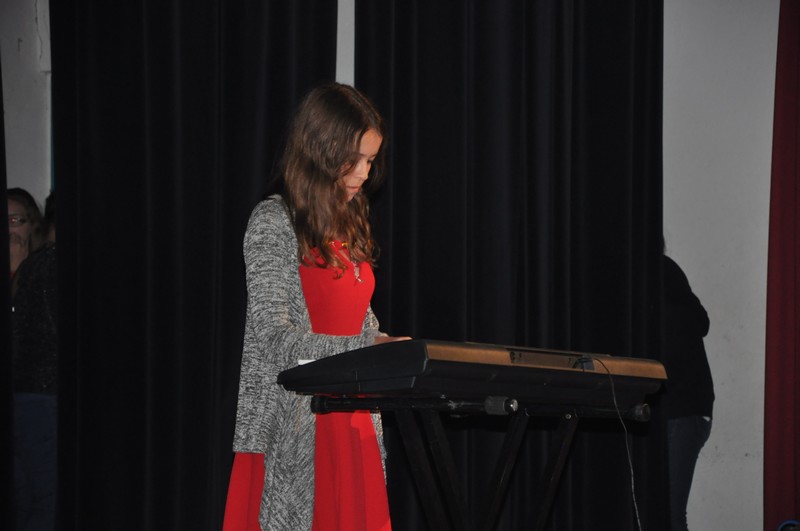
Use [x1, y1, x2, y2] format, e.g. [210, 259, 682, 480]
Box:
[661, 255, 715, 419]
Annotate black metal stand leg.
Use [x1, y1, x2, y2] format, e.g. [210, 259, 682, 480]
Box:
[481, 413, 532, 531]
[418, 409, 474, 531]
[394, 409, 452, 531]
[533, 413, 580, 531]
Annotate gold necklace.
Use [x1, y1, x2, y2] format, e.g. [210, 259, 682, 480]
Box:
[330, 241, 362, 283]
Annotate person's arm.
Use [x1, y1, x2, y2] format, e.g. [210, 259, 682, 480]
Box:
[663, 255, 710, 338]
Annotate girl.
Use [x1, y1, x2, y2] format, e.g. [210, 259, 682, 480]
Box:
[228, 83, 407, 531]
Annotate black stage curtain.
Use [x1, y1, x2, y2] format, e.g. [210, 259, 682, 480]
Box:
[49, 1, 337, 529]
[1, 58, 15, 530]
[356, 1, 667, 530]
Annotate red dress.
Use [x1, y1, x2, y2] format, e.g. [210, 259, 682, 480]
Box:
[223, 241, 391, 531]
[301, 241, 391, 531]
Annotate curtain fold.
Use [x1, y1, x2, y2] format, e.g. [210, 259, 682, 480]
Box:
[355, 1, 666, 529]
[0, 57, 15, 530]
[50, 1, 337, 529]
[764, 0, 800, 529]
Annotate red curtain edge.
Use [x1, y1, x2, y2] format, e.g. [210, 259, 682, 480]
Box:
[764, 1, 800, 530]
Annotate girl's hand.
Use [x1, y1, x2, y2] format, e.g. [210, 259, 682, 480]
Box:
[373, 335, 412, 345]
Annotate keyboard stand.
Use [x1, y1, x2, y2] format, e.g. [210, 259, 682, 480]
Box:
[311, 396, 649, 531]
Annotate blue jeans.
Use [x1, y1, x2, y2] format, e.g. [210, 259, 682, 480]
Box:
[14, 393, 58, 531]
[668, 415, 712, 531]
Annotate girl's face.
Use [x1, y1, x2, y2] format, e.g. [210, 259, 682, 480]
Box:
[339, 129, 382, 202]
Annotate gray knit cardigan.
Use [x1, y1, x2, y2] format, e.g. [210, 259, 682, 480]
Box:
[233, 196, 382, 530]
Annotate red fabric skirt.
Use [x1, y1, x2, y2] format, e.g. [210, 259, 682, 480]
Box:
[223, 414, 391, 531]
[223, 453, 265, 531]
[313, 411, 391, 531]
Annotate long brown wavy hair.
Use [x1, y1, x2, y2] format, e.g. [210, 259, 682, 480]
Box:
[277, 83, 386, 273]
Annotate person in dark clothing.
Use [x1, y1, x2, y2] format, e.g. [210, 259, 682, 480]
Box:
[661, 252, 715, 531]
[12, 192, 58, 531]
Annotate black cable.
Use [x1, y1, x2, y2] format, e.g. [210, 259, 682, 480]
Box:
[590, 356, 644, 531]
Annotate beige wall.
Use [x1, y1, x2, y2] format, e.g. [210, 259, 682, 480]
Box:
[1, 0, 51, 206]
[663, 1, 779, 529]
